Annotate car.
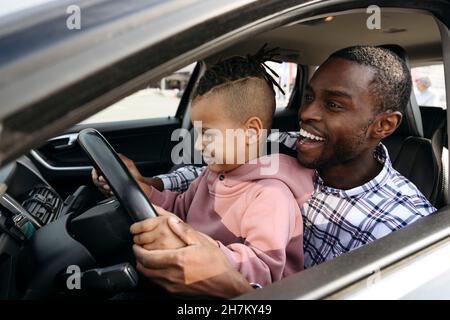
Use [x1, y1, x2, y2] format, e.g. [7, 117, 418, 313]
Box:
[0, 0, 449, 300]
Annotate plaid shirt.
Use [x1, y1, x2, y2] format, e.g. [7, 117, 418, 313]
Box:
[156, 132, 436, 267]
[302, 143, 436, 268]
[156, 165, 206, 193]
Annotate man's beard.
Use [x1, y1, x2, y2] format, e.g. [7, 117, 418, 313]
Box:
[298, 124, 370, 170]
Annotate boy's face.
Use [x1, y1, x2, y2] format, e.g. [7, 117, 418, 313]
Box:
[191, 93, 250, 173]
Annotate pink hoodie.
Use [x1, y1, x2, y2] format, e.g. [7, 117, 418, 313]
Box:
[148, 154, 314, 285]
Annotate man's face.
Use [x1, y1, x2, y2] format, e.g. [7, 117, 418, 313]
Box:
[297, 58, 378, 169]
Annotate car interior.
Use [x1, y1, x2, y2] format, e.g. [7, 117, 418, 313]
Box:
[0, 5, 449, 299]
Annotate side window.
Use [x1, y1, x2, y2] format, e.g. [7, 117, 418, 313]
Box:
[265, 62, 298, 108]
[411, 63, 447, 109]
[81, 63, 196, 124]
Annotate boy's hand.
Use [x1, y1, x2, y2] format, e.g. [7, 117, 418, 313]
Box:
[91, 153, 163, 195]
[92, 166, 113, 195]
[130, 205, 186, 250]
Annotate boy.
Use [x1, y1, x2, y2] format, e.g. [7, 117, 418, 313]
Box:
[98, 53, 314, 285]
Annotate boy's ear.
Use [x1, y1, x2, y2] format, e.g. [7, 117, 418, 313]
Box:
[369, 111, 403, 140]
[245, 117, 263, 144]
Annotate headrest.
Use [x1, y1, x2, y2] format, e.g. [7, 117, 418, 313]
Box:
[378, 44, 424, 137]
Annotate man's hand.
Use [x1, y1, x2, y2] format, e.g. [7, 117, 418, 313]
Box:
[130, 205, 186, 250]
[132, 212, 253, 298]
[91, 153, 164, 195]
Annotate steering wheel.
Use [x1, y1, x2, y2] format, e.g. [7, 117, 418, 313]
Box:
[77, 128, 157, 222]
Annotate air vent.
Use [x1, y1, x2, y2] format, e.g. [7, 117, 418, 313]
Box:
[22, 185, 62, 224]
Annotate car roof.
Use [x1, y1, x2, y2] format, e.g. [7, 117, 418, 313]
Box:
[213, 9, 443, 67]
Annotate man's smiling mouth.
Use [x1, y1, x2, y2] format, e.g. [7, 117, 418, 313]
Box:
[298, 128, 325, 143]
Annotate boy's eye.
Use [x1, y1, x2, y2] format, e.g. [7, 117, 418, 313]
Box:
[201, 129, 210, 136]
[202, 131, 214, 141]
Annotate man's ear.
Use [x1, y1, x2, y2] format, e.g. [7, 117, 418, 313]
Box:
[369, 111, 403, 140]
[245, 117, 263, 145]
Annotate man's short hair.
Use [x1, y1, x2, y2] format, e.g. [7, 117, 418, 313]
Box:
[327, 45, 412, 115]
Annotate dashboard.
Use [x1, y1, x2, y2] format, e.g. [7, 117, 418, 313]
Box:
[0, 157, 66, 241]
[0, 156, 98, 299]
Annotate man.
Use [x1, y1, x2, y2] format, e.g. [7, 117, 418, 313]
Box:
[95, 46, 436, 298]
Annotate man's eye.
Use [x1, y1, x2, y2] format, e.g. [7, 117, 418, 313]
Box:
[326, 101, 341, 109]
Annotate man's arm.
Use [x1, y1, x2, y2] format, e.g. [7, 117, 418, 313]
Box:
[154, 131, 298, 192]
[92, 154, 165, 194]
[92, 154, 205, 194]
[155, 165, 206, 193]
[93, 131, 298, 198]
[93, 132, 296, 194]
[131, 208, 253, 298]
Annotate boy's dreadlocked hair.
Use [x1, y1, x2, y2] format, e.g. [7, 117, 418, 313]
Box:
[193, 44, 285, 99]
[192, 44, 284, 128]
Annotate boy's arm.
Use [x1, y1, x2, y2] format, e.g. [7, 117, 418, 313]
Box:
[155, 165, 206, 192]
[217, 182, 303, 286]
[147, 170, 205, 220]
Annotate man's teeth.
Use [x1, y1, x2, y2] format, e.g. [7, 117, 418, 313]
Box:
[299, 128, 324, 142]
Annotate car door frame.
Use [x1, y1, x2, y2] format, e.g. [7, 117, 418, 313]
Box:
[2, 0, 450, 300]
